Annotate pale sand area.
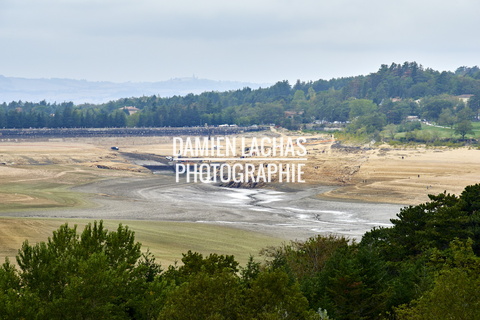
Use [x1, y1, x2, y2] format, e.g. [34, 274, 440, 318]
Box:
[233, 129, 480, 205]
[0, 139, 286, 265]
[137, 130, 480, 205]
[1, 134, 480, 264]
[0, 135, 395, 265]
[319, 145, 480, 205]
[1, 134, 479, 206]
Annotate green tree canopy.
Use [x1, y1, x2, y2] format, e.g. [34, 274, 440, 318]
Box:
[454, 120, 474, 139]
[0, 221, 166, 319]
[348, 99, 378, 119]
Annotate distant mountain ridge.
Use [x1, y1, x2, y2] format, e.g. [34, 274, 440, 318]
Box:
[0, 75, 271, 104]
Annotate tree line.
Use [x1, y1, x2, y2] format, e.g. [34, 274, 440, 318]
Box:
[1, 184, 479, 319]
[1, 62, 480, 133]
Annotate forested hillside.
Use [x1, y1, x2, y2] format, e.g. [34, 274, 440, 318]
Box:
[1, 62, 480, 135]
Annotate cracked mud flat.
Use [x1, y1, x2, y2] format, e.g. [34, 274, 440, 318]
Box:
[5, 172, 403, 241]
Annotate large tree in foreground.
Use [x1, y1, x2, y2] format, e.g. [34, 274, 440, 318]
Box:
[0, 222, 318, 320]
[395, 239, 480, 319]
[0, 221, 166, 319]
[362, 184, 480, 260]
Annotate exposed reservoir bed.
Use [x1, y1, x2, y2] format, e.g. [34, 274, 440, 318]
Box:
[3, 173, 403, 241]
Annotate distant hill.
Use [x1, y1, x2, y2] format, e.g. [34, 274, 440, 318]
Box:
[0, 75, 271, 104]
[1, 62, 480, 131]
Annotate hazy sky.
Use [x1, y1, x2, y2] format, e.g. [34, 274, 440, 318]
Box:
[1, 0, 479, 84]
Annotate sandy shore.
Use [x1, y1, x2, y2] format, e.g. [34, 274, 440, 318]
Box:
[1, 133, 480, 265]
[317, 145, 480, 205]
[1, 134, 479, 236]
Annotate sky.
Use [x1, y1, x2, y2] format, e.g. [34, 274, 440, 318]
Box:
[1, 0, 479, 85]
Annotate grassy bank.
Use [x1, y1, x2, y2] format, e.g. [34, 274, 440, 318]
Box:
[0, 164, 140, 212]
[0, 218, 283, 266]
[0, 181, 91, 211]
